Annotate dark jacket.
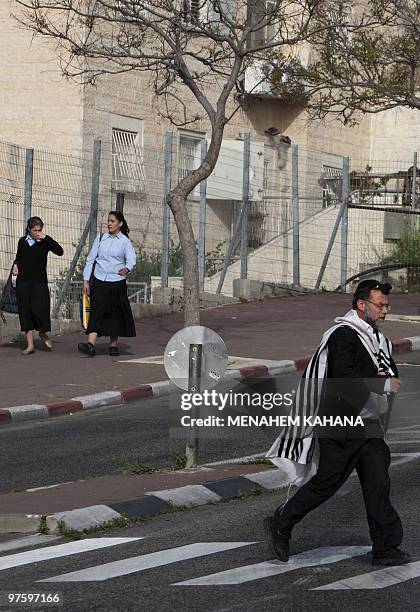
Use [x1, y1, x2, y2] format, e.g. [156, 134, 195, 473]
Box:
[15, 236, 63, 283]
[318, 326, 397, 439]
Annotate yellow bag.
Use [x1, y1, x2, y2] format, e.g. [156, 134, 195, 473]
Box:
[80, 293, 91, 330]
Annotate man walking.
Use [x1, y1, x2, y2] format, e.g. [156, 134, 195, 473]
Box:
[265, 280, 410, 566]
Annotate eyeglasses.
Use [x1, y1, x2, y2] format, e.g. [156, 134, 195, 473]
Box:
[364, 299, 391, 312]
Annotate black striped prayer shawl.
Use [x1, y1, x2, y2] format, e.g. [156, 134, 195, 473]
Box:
[266, 310, 395, 481]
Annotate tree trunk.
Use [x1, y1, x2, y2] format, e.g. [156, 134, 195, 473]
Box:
[167, 121, 226, 328]
[168, 192, 200, 326]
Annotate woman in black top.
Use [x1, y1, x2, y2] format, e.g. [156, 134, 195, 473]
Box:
[12, 216, 64, 354]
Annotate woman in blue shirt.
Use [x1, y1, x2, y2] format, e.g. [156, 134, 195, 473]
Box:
[78, 211, 136, 357]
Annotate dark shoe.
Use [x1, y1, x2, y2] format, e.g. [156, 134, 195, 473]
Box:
[21, 348, 35, 355]
[109, 346, 119, 357]
[372, 547, 411, 566]
[264, 516, 290, 562]
[40, 334, 53, 351]
[78, 342, 96, 357]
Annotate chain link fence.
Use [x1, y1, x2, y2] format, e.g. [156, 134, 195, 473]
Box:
[1, 135, 419, 323]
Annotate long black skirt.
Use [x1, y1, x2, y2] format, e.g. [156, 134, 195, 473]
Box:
[16, 279, 51, 333]
[87, 277, 136, 338]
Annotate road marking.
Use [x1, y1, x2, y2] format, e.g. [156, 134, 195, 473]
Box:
[0, 535, 60, 554]
[173, 546, 370, 586]
[387, 440, 420, 444]
[41, 542, 257, 582]
[25, 481, 82, 493]
[313, 560, 420, 590]
[388, 431, 420, 436]
[389, 424, 420, 432]
[0, 538, 141, 571]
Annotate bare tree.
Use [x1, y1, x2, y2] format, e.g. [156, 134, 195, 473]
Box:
[268, 0, 420, 125]
[15, 0, 323, 325]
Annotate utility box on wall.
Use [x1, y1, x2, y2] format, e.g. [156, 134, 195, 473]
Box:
[206, 139, 265, 201]
[383, 211, 408, 240]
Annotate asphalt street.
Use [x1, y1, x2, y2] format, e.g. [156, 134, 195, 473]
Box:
[0, 444, 419, 612]
[0, 353, 419, 494]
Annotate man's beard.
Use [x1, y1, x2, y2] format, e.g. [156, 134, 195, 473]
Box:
[365, 304, 385, 330]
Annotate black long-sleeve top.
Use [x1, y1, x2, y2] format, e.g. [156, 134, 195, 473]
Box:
[319, 326, 397, 438]
[15, 236, 64, 283]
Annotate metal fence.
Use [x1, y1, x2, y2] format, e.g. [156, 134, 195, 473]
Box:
[1, 134, 419, 323]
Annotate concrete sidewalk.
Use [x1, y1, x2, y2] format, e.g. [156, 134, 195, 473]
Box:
[0, 292, 419, 410]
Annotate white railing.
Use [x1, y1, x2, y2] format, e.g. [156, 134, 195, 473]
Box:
[48, 280, 148, 318]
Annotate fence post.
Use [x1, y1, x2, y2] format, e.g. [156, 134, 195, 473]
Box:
[161, 131, 173, 288]
[198, 139, 208, 292]
[341, 157, 350, 288]
[291, 144, 300, 286]
[185, 343, 202, 468]
[23, 148, 33, 232]
[240, 133, 251, 280]
[89, 140, 102, 249]
[315, 204, 346, 290]
[116, 192, 125, 213]
[51, 215, 92, 319]
[411, 152, 417, 210]
[216, 203, 244, 294]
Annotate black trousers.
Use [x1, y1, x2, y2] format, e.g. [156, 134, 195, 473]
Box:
[274, 438, 403, 553]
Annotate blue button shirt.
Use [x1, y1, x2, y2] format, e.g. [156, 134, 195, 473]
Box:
[83, 232, 137, 282]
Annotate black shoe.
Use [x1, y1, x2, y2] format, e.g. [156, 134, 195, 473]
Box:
[78, 342, 96, 357]
[263, 516, 290, 562]
[109, 346, 119, 357]
[372, 547, 411, 566]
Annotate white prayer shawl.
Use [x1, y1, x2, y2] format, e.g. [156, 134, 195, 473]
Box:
[266, 310, 395, 486]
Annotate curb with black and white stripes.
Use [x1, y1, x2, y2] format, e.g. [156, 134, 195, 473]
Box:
[43, 467, 291, 534]
[1, 334, 419, 427]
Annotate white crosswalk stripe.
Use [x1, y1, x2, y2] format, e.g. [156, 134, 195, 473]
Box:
[41, 542, 257, 582]
[173, 546, 370, 586]
[2, 535, 417, 592]
[0, 535, 60, 554]
[0, 538, 141, 571]
[313, 561, 420, 590]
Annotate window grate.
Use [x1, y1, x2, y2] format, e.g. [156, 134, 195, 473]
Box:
[112, 128, 146, 192]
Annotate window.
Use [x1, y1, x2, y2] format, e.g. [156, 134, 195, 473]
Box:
[328, 5, 352, 42]
[264, 0, 279, 44]
[112, 128, 146, 193]
[182, 0, 201, 22]
[322, 166, 342, 208]
[178, 132, 204, 196]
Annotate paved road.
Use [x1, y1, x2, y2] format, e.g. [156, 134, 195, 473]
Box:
[0, 374, 299, 494]
[0, 353, 418, 495]
[0, 441, 419, 612]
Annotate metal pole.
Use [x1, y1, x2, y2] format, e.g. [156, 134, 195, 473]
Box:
[411, 152, 417, 210]
[161, 131, 173, 288]
[240, 133, 251, 279]
[89, 140, 102, 250]
[291, 144, 300, 286]
[185, 343, 202, 468]
[116, 192, 125, 213]
[23, 148, 33, 233]
[198, 139, 208, 291]
[315, 203, 346, 289]
[52, 214, 92, 319]
[216, 203, 244, 294]
[341, 157, 350, 288]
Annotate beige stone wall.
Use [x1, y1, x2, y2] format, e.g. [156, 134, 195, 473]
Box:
[369, 107, 419, 163]
[0, 1, 84, 153]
